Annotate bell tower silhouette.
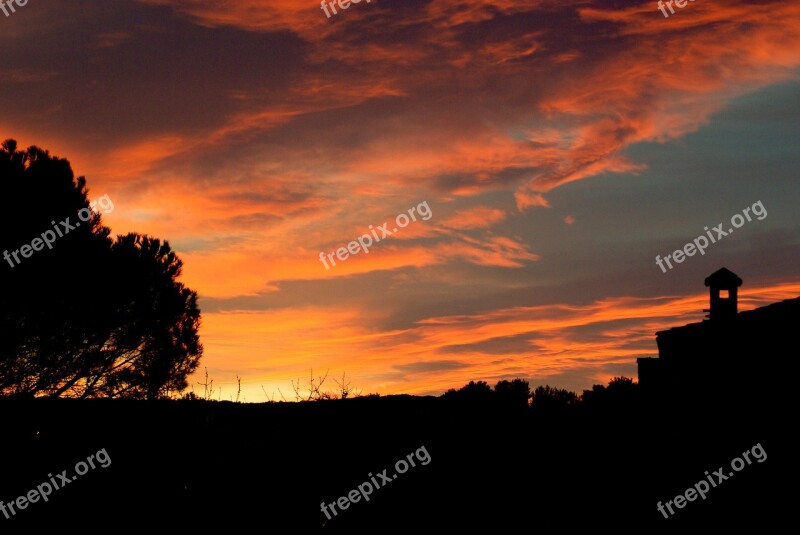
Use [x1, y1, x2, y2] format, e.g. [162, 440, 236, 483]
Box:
[704, 267, 742, 322]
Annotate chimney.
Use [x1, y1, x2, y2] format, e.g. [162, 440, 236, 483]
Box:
[703, 268, 743, 322]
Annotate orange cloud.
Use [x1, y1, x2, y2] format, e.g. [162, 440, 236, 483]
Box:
[442, 206, 506, 230]
[515, 191, 550, 212]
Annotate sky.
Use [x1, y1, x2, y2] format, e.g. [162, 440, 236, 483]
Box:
[1, 0, 799, 401]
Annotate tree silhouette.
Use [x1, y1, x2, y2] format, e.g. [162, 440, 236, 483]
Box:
[530, 385, 578, 412]
[0, 140, 202, 398]
[442, 380, 494, 404]
[580, 376, 638, 410]
[494, 378, 531, 408]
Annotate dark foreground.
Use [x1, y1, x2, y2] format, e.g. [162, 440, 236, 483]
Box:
[0, 393, 790, 532]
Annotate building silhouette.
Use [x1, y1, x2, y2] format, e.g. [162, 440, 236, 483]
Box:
[638, 268, 799, 396]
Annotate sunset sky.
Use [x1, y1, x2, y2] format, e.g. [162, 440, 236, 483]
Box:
[2, 0, 799, 401]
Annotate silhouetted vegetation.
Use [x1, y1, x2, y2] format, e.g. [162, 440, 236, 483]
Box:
[442, 379, 494, 403]
[530, 384, 578, 413]
[493, 378, 531, 409]
[580, 375, 639, 409]
[0, 140, 202, 399]
[439, 376, 640, 415]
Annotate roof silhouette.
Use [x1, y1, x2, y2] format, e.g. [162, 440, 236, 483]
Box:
[704, 267, 743, 287]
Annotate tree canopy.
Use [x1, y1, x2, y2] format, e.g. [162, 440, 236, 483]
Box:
[0, 139, 202, 398]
